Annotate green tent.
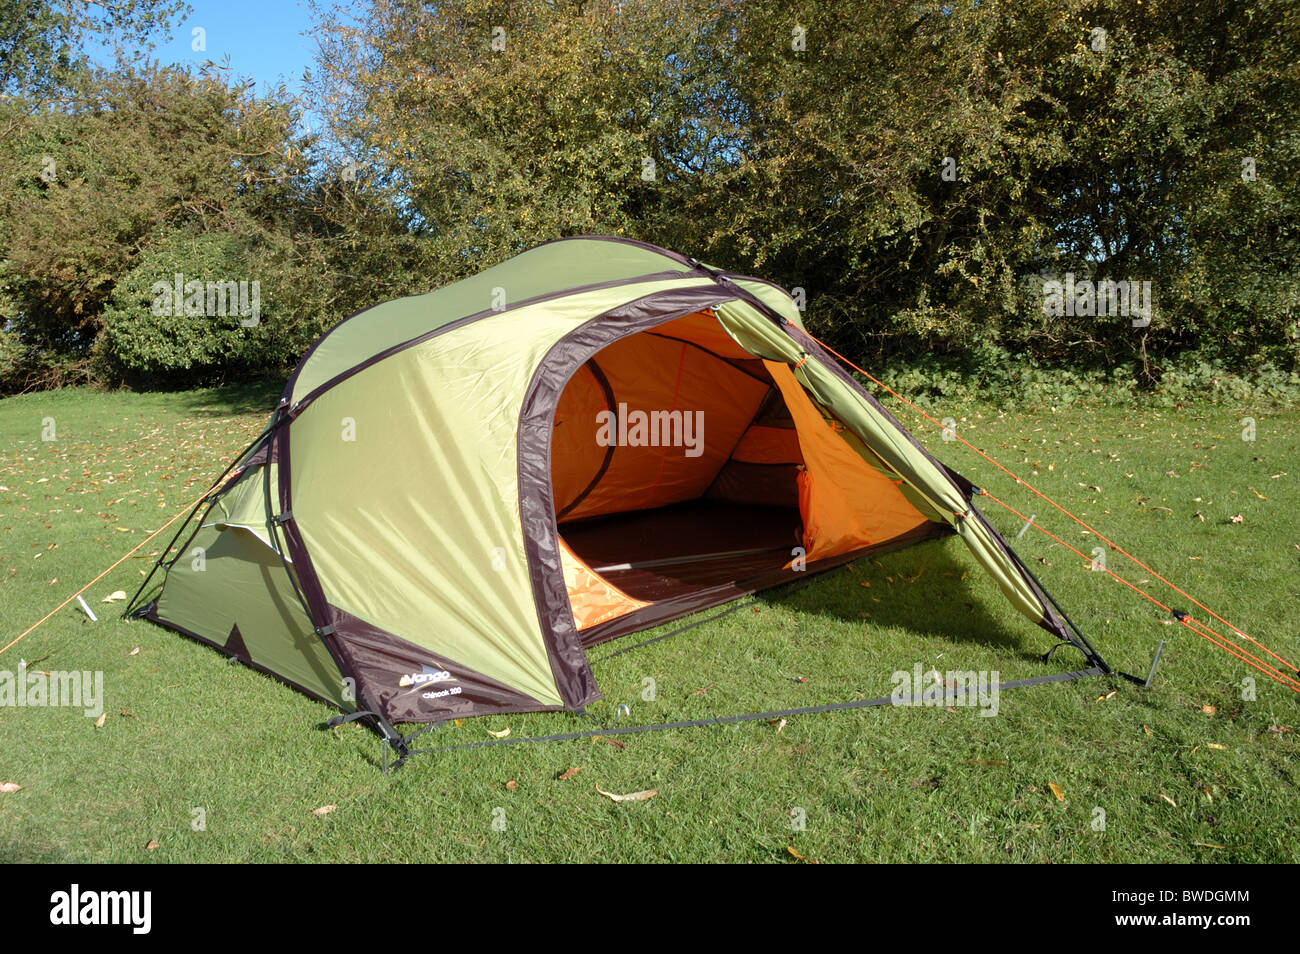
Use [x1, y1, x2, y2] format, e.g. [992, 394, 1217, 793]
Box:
[131, 236, 1105, 744]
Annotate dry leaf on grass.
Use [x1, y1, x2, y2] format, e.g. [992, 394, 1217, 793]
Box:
[505, 780, 518, 790]
[0, 782, 21, 793]
[1202, 705, 1217, 715]
[786, 845, 819, 863]
[1206, 742, 1226, 750]
[1048, 781, 1065, 802]
[1143, 724, 1154, 737]
[128, 647, 140, 656]
[1159, 792, 1177, 807]
[94, 712, 106, 729]
[596, 786, 657, 802]
[312, 805, 337, 815]
[486, 726, 511, 739]
[557, 766, 581, 781]
[100, 590, 127, 603]
[145, 839, 159, 851]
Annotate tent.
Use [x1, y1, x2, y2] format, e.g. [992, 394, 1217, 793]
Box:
[130, 236, 1107, 745]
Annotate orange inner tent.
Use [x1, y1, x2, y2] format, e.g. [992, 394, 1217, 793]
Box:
[551, 309, 935, 643]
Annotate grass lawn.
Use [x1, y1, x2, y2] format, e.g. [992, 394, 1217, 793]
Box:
[1, 383, 1297, 863]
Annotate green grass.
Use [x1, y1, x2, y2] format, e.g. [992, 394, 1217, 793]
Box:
[1, 385, 1297, 863]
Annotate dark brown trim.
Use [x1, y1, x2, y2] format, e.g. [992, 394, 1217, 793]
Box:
[327, 606, 573, 722]
[517, 285, 742, 709]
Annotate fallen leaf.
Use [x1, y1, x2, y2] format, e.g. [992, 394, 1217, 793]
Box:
[1229, 513, 1244, 524]
[128, 647, 140, 656]
[786, 845, 819, 863]
[598, 736, 626, 749]
[145, 839, 159, 851]
[1202, 705, 1217, 715]
[1143, 724, 1154, 737]
[312, 805, 337, 815]
[1192, 841, 1227, 850]
[452, 719, 464, 728]
[597, 786, 657, 802]
[1206, 742, 1226, 750]
[0, 782, 21, 793]
[505, 780, 518, 790]
[94, 712, 106, 728]
[1159, 792, 1177, 807]
[1048, 781, 1065, 801]
[486, 726, 511, 739]
[557, 766, 581, 781]
[100, 590, 127, 602]
[1269, 725, 1292, 735]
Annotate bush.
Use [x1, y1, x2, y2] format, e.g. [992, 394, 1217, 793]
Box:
[97, 231, 287, 387]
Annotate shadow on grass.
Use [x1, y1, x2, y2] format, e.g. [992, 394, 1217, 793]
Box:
[168, 378, 282, 417]
[761, 540, 1053, 665]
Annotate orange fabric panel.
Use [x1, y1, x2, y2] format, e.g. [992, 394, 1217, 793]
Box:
[648, 309, 755, 360]
[731, 425, 801, 464]
[559, 537, 650, 630]
[557, 329, 770, 520]
[765, 361, 928, 560]
[552, 364, 610, 514]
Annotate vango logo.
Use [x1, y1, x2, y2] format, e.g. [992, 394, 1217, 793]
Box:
[50, 884, 151, 934]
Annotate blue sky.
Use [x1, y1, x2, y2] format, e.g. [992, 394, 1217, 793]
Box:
[86, 0, 329, 129]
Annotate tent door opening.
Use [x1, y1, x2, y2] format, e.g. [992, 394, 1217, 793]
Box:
[550, 308, 943, 647]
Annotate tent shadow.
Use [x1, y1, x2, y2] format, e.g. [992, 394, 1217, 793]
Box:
[757, 539, 1051, 665]
[170, 379, 282, 417]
